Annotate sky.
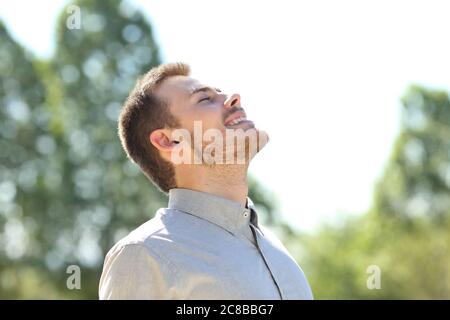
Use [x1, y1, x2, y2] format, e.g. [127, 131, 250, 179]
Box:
[1, 0, 450, 232]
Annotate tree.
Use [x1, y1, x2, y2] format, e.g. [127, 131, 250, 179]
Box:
[373, 86, 450, 221]
[0, 20, 57, 298]
[289, 85, 450, 299]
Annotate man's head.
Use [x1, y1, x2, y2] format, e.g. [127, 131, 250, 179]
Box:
[118, 62, 268, 193]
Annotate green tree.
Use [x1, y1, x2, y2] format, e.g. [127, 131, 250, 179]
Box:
[290, 86, 450, 299]
[373, 86, 450, 222]
[0, 20, 60, 298]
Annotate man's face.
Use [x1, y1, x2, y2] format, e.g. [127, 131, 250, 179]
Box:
[155, 75, 268, 165]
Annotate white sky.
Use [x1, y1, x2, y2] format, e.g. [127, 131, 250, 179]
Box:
[1, 0, 450, 232]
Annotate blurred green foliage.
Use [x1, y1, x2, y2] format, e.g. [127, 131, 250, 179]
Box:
[288, 86, 450, 299]
[1, 0, 449, 299]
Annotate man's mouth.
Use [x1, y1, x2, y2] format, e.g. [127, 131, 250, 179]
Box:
[224, 111, 251, 127]
[226, 116, 247, 126]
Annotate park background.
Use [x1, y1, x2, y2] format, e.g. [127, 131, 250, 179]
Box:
[0, 0, 450, 298]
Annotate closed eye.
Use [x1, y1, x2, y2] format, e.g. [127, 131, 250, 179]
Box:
[198, 96, 211, 103]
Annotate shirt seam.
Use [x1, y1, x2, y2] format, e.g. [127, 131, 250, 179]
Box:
[170, 208, 237, 237]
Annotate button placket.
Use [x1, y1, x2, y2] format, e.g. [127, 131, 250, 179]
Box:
[250, 225, 283, 299]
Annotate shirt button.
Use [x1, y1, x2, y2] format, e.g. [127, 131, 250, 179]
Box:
[243, 210, 249, 218]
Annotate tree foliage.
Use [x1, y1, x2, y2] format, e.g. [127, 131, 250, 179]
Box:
[292, 86, 450, 299]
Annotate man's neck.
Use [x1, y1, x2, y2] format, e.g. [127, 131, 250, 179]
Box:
[176, 164, 249, 206]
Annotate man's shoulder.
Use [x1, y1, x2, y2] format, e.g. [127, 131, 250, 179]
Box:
[106, 208, 175, 257]
[99, 209, 182, 299]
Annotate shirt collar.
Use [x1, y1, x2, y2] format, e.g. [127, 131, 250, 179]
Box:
[168, 188, 259, 235]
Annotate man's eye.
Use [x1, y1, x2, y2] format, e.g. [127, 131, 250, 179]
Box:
[199, 97, 211, 103]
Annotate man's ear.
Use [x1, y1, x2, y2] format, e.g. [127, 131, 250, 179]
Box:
[149, 129, 178, 152]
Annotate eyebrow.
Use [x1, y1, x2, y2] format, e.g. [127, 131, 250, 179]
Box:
[190, 86, 221, 96]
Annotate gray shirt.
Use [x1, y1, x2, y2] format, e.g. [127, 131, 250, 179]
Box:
[99, 188, 313, 300]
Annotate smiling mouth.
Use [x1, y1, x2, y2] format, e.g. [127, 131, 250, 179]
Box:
[226, 116, 248, 126]
[224, 110, 251, 127]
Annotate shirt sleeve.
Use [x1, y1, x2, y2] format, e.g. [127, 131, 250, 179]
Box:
[99, 243, 173, 300]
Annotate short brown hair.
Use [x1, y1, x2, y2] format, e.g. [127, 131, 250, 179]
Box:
[118, 62, 190, 193]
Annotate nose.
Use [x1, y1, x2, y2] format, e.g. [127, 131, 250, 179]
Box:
[223, 93, 241, 110]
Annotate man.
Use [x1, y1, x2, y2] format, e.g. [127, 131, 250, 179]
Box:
[99, 62, 313, 299]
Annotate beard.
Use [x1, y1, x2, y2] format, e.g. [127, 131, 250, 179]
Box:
[189, 126, 269, 167]
[170, 120, 269, 167]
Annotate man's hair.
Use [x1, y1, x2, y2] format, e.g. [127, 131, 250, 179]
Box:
[118, 62, 190, 193]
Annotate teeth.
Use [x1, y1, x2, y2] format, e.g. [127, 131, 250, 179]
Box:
[227, 116, 246, 126]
